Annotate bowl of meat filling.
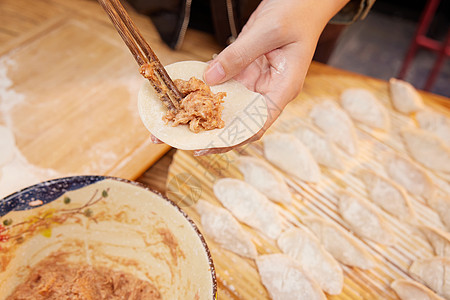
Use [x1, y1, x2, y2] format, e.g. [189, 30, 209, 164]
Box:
[0, 176, 216, 300]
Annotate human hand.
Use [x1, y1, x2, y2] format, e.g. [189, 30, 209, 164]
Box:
[191, 0, 349, 155]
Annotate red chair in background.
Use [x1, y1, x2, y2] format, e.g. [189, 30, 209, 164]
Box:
[398, 0, 450, 91]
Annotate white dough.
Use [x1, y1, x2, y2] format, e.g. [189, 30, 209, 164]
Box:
[420, 225, 450, 257]
[236, 156, 293, 204]
[428, 196, 450, 231]
[338, 191, 395, 245]
[389, 78, 424, 114]
[340, 88, 390, 130]
[401, 128, 450, 173]
[360, 169, 415, 221]
[385, 154, 436, 200]
[303, 216, 374, 269]
[416, 110, 450, 148]
[310, 100, 358, 156]
[292, 123, 344, 170]
[0, 125, 15, 167]
[213, 178, 283, 239]
[195, 200, 257, 259]
[263, 133, 321, 183]
[277, 227, 344, 295]
[409, 257, 450, 299]
[138, 61, 267, 150]
[391, 279, 445, 300]
[256, 254, 326, 300]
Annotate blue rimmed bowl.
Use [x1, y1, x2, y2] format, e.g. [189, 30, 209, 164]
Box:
[0, 176, 216, 299]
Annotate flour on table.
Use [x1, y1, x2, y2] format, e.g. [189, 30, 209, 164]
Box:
[391, 279, 445, 300]
[195, 200, 257, 259]
[310, 100, 358, 156]
[277, 227, 344, 295]
[256, 254, 326, 300]
[416, 110, 450, 148]
[389, 78, 424, 114]
[303, 216, 374, 269]
[0, 125, 15, 167]
[213, 178, 283, 239]
[338, 191, 395, 245]
[360, 169, 415, 221]
[236, 156, 293, 204]
[340, 88, 390, 130]
[292, 123, 344, 170]
[409, 257, 450, 299]
[263, 133, 321, 183]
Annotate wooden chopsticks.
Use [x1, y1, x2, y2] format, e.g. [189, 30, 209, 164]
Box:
[98, 0, 182, 111]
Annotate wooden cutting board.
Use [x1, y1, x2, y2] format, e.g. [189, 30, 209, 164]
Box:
[0, 0, 221, 196]
[166, 64, 450, 299]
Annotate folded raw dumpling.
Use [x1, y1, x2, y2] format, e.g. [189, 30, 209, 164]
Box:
[338, 191, 395, 245]
[310, 100, 358, 156]
[195, 200, 257, 259]
[420, 225, 450, 257]
[292, 123, 344, 170]
[401, 128, 450, 173]
[360, 170, 415, 221]
[213, 178, 283, 239]
[303, 216, 374, 269]
[391, 279, 445, 300]
[416, 110, 450, 148]
[389, 78, 424, 114]
[428, 196, 450, 231]
[409, 257, 450, 299]
[256, 254, 326, 300]
[263, 133, 321, 183]
[385, 154, 436, 200]
[236, 156, 293, 204]
[340, 88, 390, 130]
[277, 227, 344, 295]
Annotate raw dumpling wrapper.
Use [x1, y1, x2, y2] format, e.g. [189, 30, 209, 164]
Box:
[409, 257, 450, 299]
[338, 191, 395, 245]
[195, 200, 257, 259]
[138, 61, 267, 150]
[310, 100, 358, 156]
[256, 254, 326, 300]
[236, 156, 293, 204]
[428, 196, 450, 231]
[391, 279, 445, 300]
[401, 128, 450, 173]
[389, 78, 424, 114]
[213, 178, 283, 239]
[263, 133, 321, 183]
[420, 225, 450, 257]
[416, 110, 450, 148]
[340, 88, 390, 130]
[303, 216, 374, 269]
[277, 227, 344, 295]
[292, 123, 344, 170]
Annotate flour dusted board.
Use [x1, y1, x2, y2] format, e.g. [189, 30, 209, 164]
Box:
[167, 64, 450, 299]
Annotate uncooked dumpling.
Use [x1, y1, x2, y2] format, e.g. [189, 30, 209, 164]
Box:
[310, 100, 358, 156]
[256, 254, 326, 300]
[389, 78, 424, 114]
[277, 227, 344, 295]
[236, 156, 293, 204]
[409, 257, 450, 299]
[213, 178, 283, 239]
[420, 225, 450, 257]
[340, 88, 390, 130]
[360, 169, 415, 221]
[303, 216, 374, 269]
[385, 154, 436, 200]
[401, 128, 450, 173]
[428, 196, 450, 231]
[292, 123, 344, 170]
[416, 110, 450, 148]
[0, 125, 15, 167]
[263, 133, 321, 183]
[195, 200, 257, 259]
[138, 61, 267, 150]
[391, 279, 445, 300]
[338, 191, 395, 245]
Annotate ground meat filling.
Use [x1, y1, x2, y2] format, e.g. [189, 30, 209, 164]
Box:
[163, 77, 226, 133]
[7, 254, 161, 300]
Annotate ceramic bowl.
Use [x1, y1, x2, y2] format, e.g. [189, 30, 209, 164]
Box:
[0, 176, 216, 299]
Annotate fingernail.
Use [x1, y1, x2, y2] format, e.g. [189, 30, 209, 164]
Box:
[204, 61, 225, 85]
[150, 135, 161, 144]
